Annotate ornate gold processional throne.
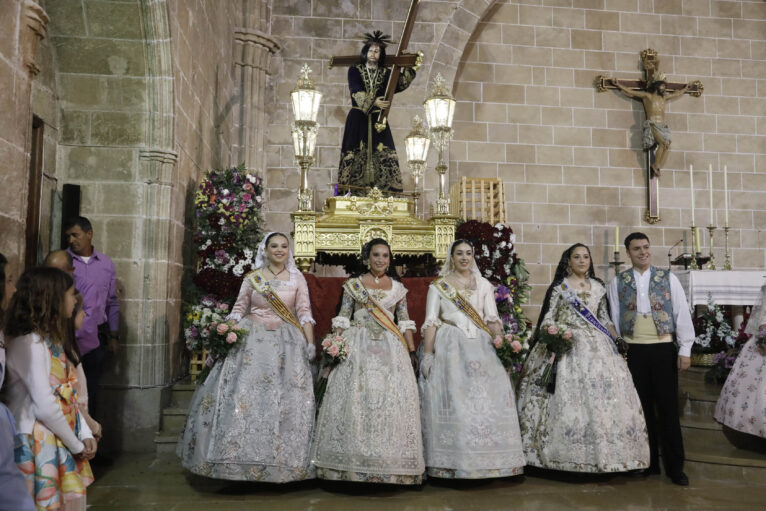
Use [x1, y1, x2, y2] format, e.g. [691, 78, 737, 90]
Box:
[291, 187, 457, 272]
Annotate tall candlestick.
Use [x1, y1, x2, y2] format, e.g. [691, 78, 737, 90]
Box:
[695, 227, 701, 254]
[614, 226, 620, 252]
[723, 165, 729, 227]
[689, 165, 695, 225]
[708, 164, 714, 226]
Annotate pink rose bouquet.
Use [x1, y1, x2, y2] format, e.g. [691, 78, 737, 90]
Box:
[535, 323, 574, 390]
[492, 333, 528, 374]
[315, 333, 349, 407]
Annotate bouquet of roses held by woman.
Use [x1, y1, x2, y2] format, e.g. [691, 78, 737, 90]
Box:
[492, 333, 526, 373]
[314, 333, 349, 407]
[198, 320, 248, 383]
[535, 324, 574, 391]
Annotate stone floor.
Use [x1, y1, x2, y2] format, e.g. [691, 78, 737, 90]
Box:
[85, 454, 764, 510]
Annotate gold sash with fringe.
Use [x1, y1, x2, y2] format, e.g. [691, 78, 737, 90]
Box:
[343, 277, 409, 350]
[432, 277, 494, 338]
[247, 269, 307, 341]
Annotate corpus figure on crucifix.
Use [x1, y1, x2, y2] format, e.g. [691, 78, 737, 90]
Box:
[336, 30, 419, 194]
[611, 78, 689, 178]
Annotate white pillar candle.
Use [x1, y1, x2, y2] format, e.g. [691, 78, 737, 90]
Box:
[614, 226, 620, 252]
[723, 165, 729, 227]
[689, 165, 695, 226]
[708, 164, 714, 226]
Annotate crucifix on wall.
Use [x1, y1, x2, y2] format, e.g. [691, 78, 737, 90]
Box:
[597, 49, 703, 224]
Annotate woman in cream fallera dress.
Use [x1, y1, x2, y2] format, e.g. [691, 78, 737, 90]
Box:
[516, 243, 649, 473]
[311, 239, 424, 484]
[419, 240, 525, 478]
[178, 233, 316, 482]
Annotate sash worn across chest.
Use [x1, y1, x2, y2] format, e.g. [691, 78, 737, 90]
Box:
[247, 269, 307, 341]
[432, 277, 494, 338]
[560, 283, 613, 341]
[343, 277, 408, 350]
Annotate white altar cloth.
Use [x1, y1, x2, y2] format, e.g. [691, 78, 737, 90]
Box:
[675, 270, 766, 308]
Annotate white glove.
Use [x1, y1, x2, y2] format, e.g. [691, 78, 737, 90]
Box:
[420, 352, 434, 379]
[305, 342, 316, 361]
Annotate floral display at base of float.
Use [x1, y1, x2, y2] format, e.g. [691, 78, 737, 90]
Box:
[455, 220, 534, 376]
[535, 324, 574, 390]
[492, 333, 525, 373]
[692, 294, 735, 366]
[705, 321, 751, 384]
[315, 334, 349, 407]
[182, 163, 265, 382]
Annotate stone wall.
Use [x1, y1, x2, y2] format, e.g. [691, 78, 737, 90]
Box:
[265, 0, 766, 317]
[451, 0, 766, 313]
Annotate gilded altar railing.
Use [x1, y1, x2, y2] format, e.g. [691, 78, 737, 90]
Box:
[291, 187, 456, 271]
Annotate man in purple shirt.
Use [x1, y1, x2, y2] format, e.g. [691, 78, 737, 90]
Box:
[65, 216, 120, 417]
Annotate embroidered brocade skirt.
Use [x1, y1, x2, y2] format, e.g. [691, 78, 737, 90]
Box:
[177, 320, 316, 482]
[419, 324, 525, 479]
[311, 325, 424, 484]
[517, 325, 650, 473]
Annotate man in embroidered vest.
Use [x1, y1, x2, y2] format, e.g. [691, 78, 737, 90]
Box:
[606, 232, 695, 486]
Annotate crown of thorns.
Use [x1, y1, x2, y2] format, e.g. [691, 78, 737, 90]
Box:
[363, 30, 393, 47]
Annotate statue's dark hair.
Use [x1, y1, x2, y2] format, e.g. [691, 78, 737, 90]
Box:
[647, 80, 667, 94]
[359, 42, 387, 67]
[624, 232, 650, 250]
[530, 243, 603, 350]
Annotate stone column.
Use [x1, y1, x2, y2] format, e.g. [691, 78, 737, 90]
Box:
[234, 28, 280, 172]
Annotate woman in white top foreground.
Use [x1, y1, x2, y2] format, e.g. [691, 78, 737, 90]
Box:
[419, 239, 525, 479]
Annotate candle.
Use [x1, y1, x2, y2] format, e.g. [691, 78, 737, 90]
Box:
[614, 226, 620, 252]
[689, 165, 695, 226]
[695, 227, 701, 254]
[723, 165, 729, 227]
[708, 164, 714, 226]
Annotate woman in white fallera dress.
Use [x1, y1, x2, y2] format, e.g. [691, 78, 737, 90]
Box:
[311, 238, 424, 484]
[178, 233, 317, 482]
[714, 283, 766, 439]
[517, 243, 650, 473]
[419, 240, 525, 479]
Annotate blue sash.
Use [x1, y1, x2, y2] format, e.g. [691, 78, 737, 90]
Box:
[560, 282, 614, 342]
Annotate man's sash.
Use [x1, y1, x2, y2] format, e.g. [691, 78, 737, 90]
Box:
[559, 282, 615, 344]
[432, 277, 494, 338]
[247, 270, 307, 341]
[343, 278, 409, 350]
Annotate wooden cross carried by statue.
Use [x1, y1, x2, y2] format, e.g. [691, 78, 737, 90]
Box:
[329, 0, 423, 133]
[597, 49, 703, 224]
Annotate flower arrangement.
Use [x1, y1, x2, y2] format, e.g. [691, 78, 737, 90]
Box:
[184, 296, 248, 382]
[183, 164, 266, 383]
[535, 324, 574, 390]
[693, 294, 735, 355]
[192, 163, 265, 298]
[705, 321, 751, 384]
[492, 333, 525, 374]
[456, 221, 534, 354]
[315, 334, 350, 407]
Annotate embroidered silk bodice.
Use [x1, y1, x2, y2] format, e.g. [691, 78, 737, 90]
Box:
[230, 271, 314, 330]
[332, 279, 416, 339]
[423, 276, 500, 339]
